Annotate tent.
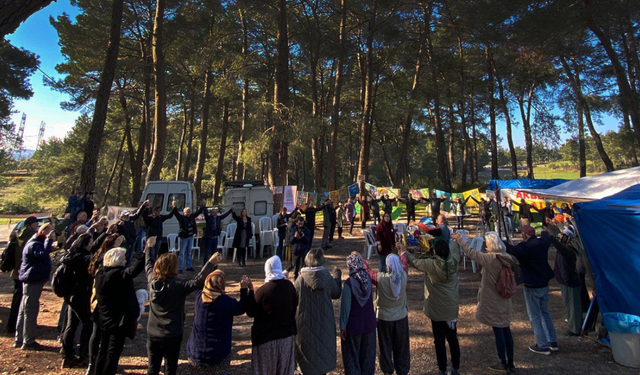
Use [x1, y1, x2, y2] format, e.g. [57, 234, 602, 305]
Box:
[518, 166, 640, 203]
[574, 184, 640, 316]
[487, 178, 569, 191]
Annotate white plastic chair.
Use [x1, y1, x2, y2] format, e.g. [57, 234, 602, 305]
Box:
[272, 214, 280, 231]
[362, 230, 377, 260]
[167, 233, 179, 253]
[249, 222, 257, 258]
[217, 231, 227, 259]
[191, 232, 200, 261]
[225, 222, 237, 256]
[394, 223, 407, 235]
[259, 216, 274, 258]
[467, 236, 485, 273]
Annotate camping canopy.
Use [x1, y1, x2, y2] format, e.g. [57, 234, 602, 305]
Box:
[487, 178, 569, 191]
[574, 184, 640, 316]
[518, 167, 640, 203]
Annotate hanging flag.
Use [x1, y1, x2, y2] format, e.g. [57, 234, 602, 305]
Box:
[364, 182, 378, 197]
[283, 186, 297, 212]
[272, 186, 283, 195]
[329, 190, 340, 202]
[420, 188, 431, 198]
[409, 189, 423, 199]
[339, 188, 348, 202]
[463, 188, 481, 207]
[348, 183, 359, 198]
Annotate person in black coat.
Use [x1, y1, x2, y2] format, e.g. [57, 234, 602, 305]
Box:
[297, 202, 324, 249]
[202, 205, 232, 262]
[231, 207, 253, 267]
[285, 217, 310, 280]
[398, 193, 421, 225]
[92, 245, 146, 375]
[143, 200, 177, 253]
[61, 233, 95, 368]
[369, 194, 381, 225]
[276, 207, 292, 260]
[321, 200, 335, 249]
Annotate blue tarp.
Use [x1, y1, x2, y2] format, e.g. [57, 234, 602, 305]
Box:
[574, 184, 640, 316]
[487, 178, 570, 191]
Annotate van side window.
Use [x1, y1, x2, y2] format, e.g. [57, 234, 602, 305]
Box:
[146, 194, 164, 211]
[168, 194, 186, 211]
[254, 201, 267, 216]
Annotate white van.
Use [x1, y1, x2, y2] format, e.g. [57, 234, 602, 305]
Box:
[140, 180, 196, 240]
[220, 180, 274, 224]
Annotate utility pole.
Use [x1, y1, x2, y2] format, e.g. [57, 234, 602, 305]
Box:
[17, 113, 26, 148]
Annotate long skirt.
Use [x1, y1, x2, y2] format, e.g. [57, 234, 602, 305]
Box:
[251, 335, 295, 375]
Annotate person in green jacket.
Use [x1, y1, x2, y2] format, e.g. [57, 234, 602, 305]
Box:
[402, 238, 461, 375]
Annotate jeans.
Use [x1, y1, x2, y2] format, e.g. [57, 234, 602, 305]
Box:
[147, 335, 183, 375]
[15, 281, 45, 345]
[379, 253, 388, 272]
[202, 237, 218, 262]
[287, 252, 305, 280]
[277, 234, 285, 259]
[178, 235, 193, 271]
[523, 286, 557, 348]
[431, 320, 460, 372]
[134, 226, 146, 253]
[492, 326, 514, 365]
[62, 299, 92, 359]
[503, 216, 513, 237]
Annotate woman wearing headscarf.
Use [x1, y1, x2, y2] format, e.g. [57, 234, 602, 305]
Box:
[452, 232, 519, 374]
[375, 212, 395, 272]
[246, 256, 297, 375]
[145, 238, 222, 375]
[340, 253, 376, 375]
[401, 237, 461, 375]
[187, 270, 252, 370]
[362, 252, 410, 375]
[92, 246, 146, 375]
[294, 249, 342, 375]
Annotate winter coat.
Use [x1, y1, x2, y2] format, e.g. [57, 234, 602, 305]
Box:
[187, 289, 248, 366]
[505, 232, 554, 288]
[231, 212, 253, 248]
[11, 226, 36, 280]
[276, 212, 291, 237]
[245, 279, 297, 347]
[175, 206, 203, 238]
[203, 209, 232, 239]
[145, 245, 216, 338]
[289, 226, 310, 256]
[375, 221, 395, 256]
[455, 238, 518, 328]
[405, 244, 461, 321]
[143, 207, 176, 239]
[322, 203, 335, 227]
[294, 267, 342, 375]
[345, 202, 356, 220]
[65, 248, 93, 304]
[18, 234, 53, 283]
[94, 251, 145, 338]
[548, 226, 581, 287]
[336, 207, 346, 228]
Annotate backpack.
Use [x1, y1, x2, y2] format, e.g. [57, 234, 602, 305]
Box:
[496, 265, 517, 298]
[0, 242, 16, 272]
[51, 252, 75, 298]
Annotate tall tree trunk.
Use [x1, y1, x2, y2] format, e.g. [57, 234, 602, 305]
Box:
[146, 0, 167, 183]
[102, 129, 127, 206]
[79, 0, 125, 193]
[115, 151, 126, 205]
[182, 89, 196, 181]
[560, 56, 615, 172]
[194, 69, 213, 201]
[213, 99, 230, 204]
[327, 0, 346, 190]
[176, 102, 188, 180]
[494, 68, 518, 178]
[424, 1, 450, 190]
[469, 88, 478, 183]
[621, 25, 640, 166]
[448, 104, 457, 180]
[357, 0, 377, 180]
[583, 0, 640, 146]
[517, 79, 536, 179]
[486, 47, 499, 180]
[577, 106, 587, 177]
[236, 8, 249, 181]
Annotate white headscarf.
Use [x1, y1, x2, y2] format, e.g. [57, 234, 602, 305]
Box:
[264, 255, 286, 283]
[385, 254, 404, 300]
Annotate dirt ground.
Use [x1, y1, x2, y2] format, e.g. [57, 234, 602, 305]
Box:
[0, 218, 637, 375]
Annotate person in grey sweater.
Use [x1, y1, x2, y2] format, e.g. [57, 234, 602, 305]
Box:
[145, 237, 222, 375]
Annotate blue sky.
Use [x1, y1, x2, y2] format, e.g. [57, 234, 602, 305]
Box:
[7, 1, 622, 151]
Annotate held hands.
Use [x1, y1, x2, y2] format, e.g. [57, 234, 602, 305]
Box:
[240, 275, 253, 291]
[208, 252, 222, 265]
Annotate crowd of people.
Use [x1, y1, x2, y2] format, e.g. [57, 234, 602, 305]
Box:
[2, 185, 595, 375]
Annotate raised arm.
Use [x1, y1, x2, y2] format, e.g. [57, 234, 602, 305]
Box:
[453, 236, 493, 266]
[181, 253, 220, 293]
[161, 206, 178, 221]
[219, 208, 232, 220]
[145, 237, 158, 282]
[469, 196, 480, 204]
[361, 258, 379, 285]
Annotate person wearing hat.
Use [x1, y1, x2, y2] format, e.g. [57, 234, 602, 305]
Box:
[547, 219, 582, 336]
[6, 216, 39, 334]
[505, 225, 558, 355]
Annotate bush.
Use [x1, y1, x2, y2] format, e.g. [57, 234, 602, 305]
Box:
[0, 196, 42, 214]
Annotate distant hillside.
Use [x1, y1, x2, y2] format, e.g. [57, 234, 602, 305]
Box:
[12, 150, 35, 160]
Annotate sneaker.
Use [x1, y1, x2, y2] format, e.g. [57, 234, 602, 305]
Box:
[529, 345, 551, 355]
[549, 342, 559, 352]
[21, 341, 45, 351]
[488, 362, 508, 373]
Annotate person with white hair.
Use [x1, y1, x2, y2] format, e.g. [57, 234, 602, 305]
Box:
[174, 204, 204, 273]
[91, 243, 146, 375]
[246, 256, 297, 375]
[452, 232, 519, 374]
[362, 252, 410, 375]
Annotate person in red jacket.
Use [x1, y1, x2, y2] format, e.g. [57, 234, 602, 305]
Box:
[375, 213, 395, 272]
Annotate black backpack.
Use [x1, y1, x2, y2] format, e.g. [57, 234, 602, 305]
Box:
[0, 242, 16, 272]
[51, 252, 76, 298]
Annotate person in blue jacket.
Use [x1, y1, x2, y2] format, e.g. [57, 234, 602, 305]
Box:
[202, 205, 232, 262]
[285, 217, 310, 280]
[187, 270, 252, 370]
